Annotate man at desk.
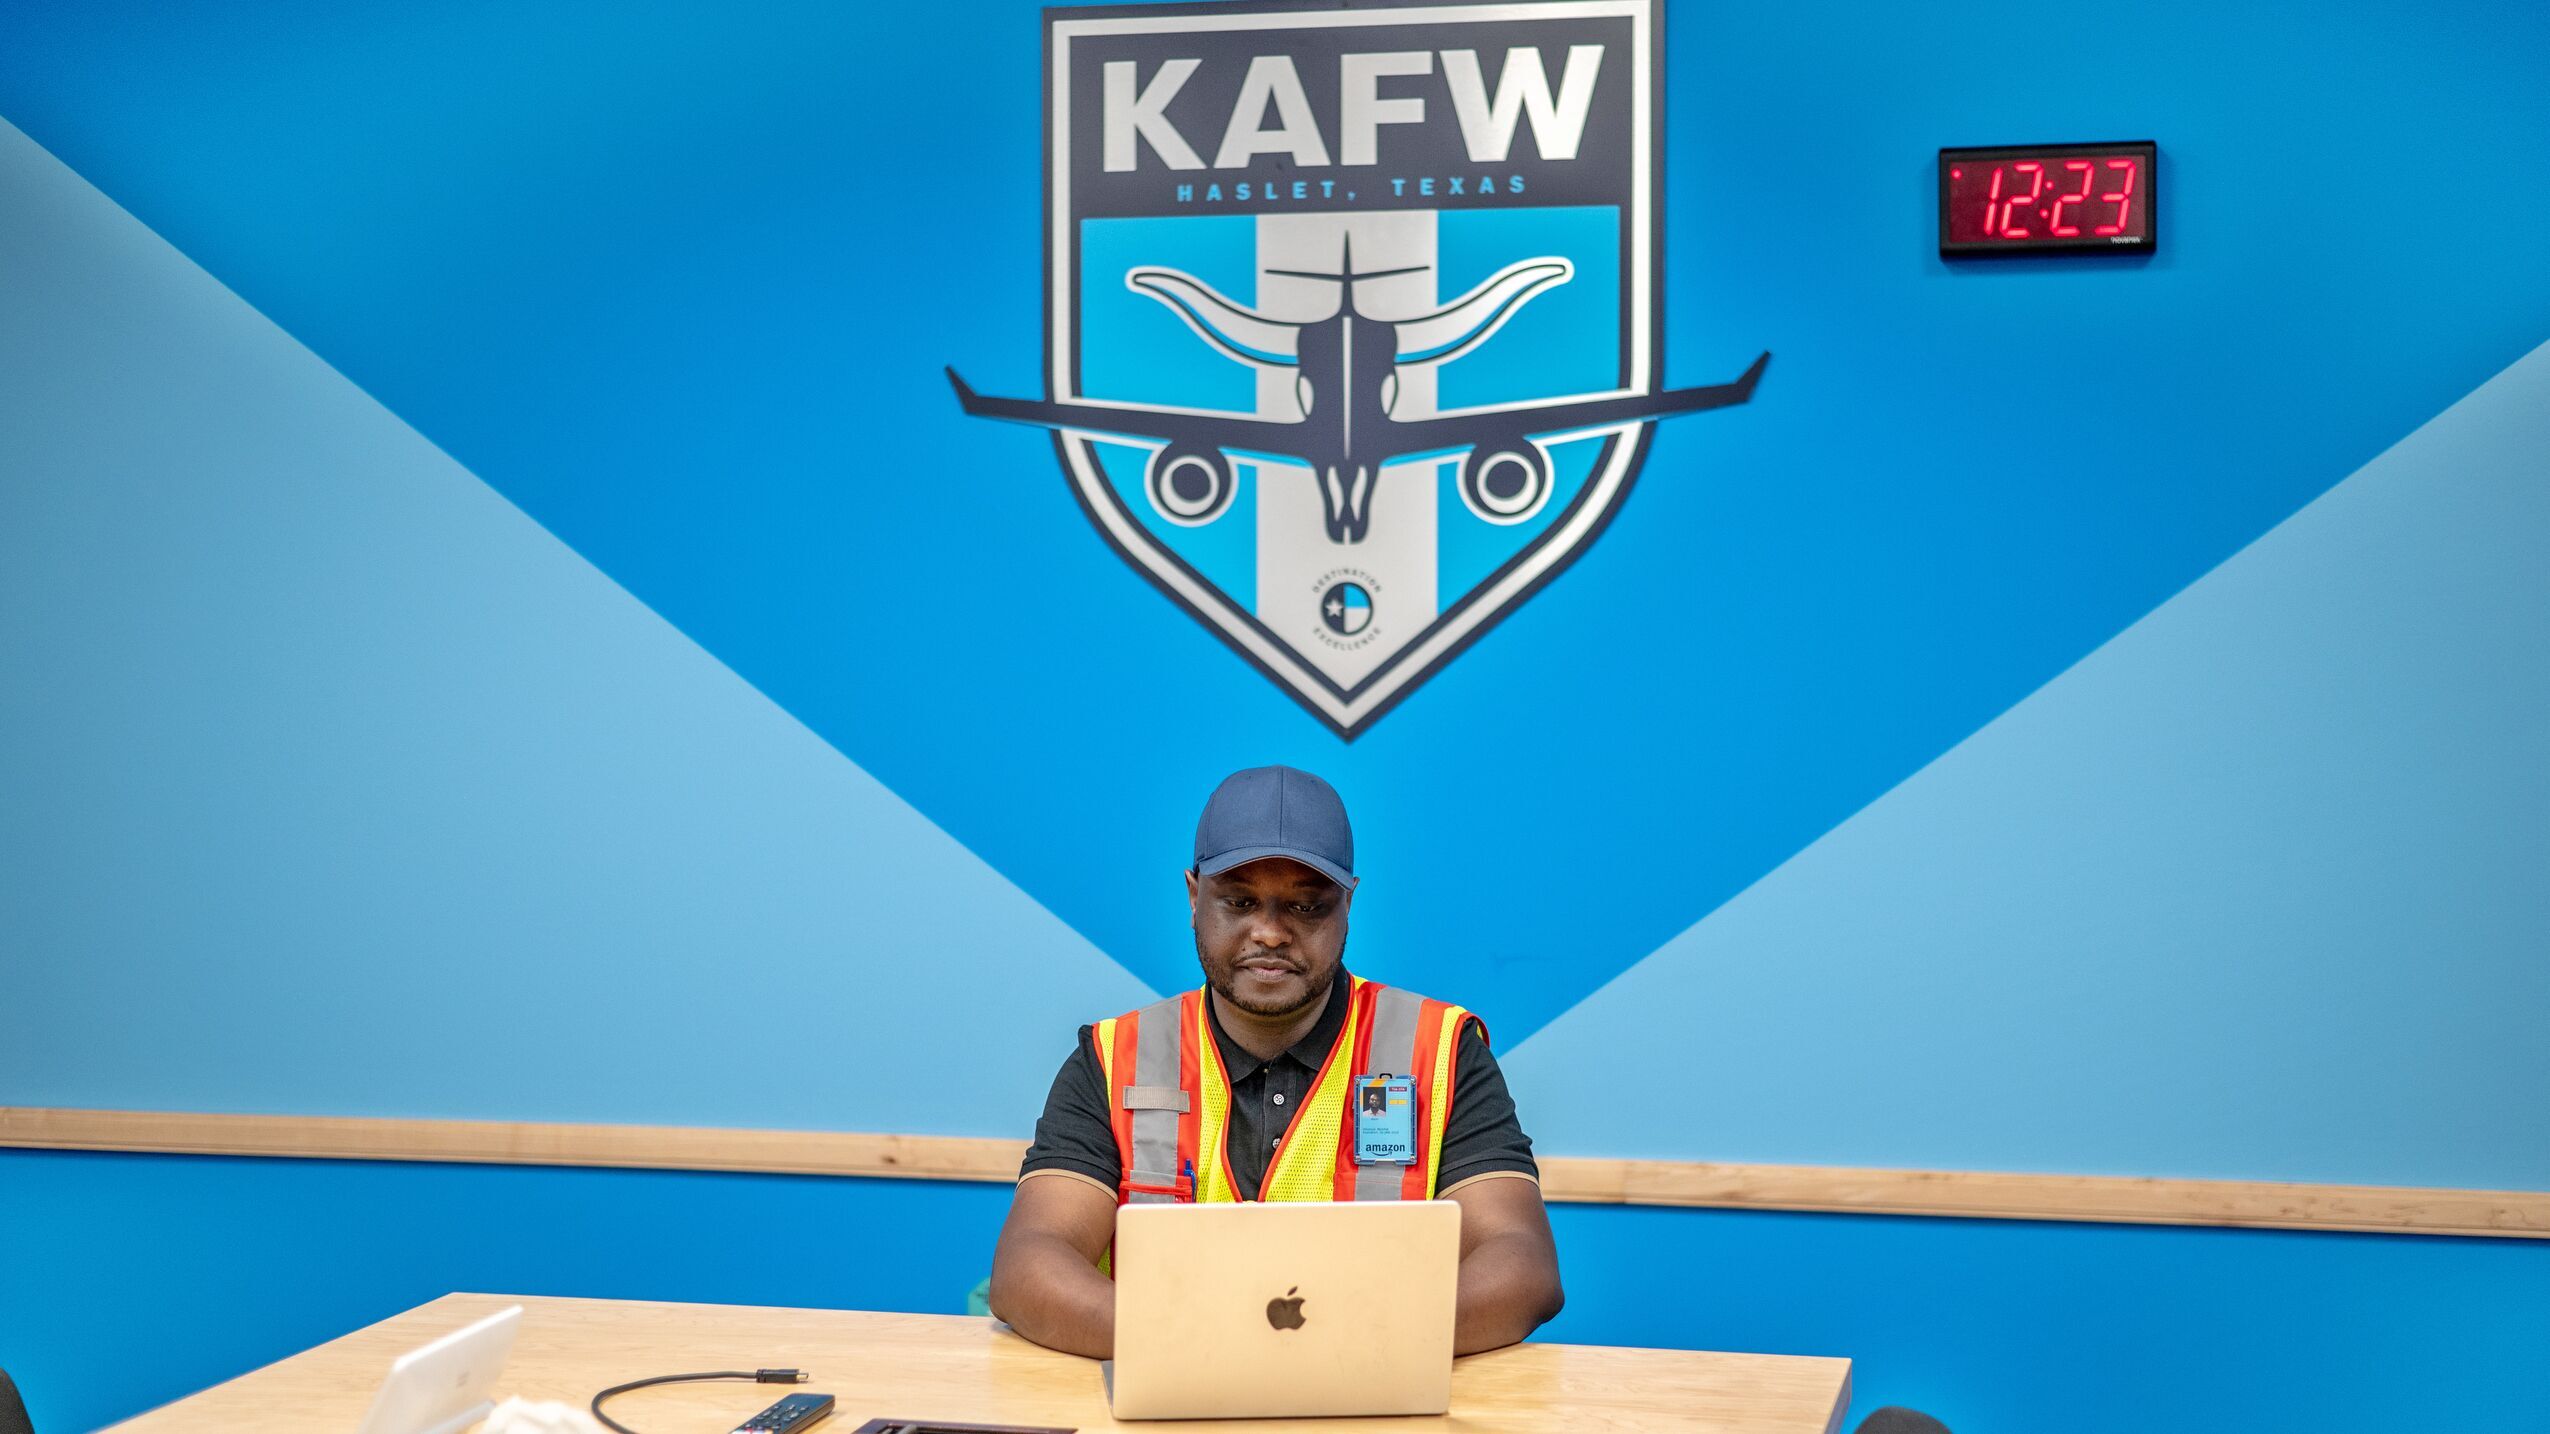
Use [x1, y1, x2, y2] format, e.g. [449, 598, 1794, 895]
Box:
[990, 766, 1565, 1359]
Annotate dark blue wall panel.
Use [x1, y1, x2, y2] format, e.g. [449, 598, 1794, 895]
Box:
[6, 1150, 2545, 1434]
[0, 1151, 1013, 1432]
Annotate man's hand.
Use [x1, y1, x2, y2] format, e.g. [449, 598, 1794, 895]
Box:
[1448, 1175, 1565, 1354]
[987, 1172, 1119, 1358]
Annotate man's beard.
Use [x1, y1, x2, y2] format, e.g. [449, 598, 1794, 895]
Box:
[1197, 932, 1343, 1017]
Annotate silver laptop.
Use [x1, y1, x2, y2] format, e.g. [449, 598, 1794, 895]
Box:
[352, 1303, 523, 1434]
[1110, 1200, 1462, 1420]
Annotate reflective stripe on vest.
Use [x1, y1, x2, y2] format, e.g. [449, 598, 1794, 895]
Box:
[1096, 994, 1194, 1205]
[1092, 976, 1481, 1204]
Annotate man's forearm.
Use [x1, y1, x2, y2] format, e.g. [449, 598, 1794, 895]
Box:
[1452, 1231, 1566, 1355]
[988, 1232, 1118, 1359]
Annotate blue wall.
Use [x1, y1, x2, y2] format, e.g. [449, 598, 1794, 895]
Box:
[4, 0, 2545, 1093]
[7, 1149, 2546, 1434]
[3, 0, 2546, 1429]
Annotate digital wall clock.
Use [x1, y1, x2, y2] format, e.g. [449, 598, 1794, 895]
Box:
[1939, 141, 2156, 256]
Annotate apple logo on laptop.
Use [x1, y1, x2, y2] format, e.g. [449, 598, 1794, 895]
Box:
[1265, 1286, 1307, 1331]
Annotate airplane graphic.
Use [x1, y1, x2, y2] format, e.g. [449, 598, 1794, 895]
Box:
[947, 238, 1769, 544]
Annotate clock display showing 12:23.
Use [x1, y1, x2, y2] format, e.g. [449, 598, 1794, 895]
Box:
[1939, 141, 2157, 255]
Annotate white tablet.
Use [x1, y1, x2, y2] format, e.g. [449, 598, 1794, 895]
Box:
[352, 1303, 524, 1434]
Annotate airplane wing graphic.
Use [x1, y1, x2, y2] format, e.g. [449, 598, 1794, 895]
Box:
[1384, 351, 1771, 446]
[945, 368, 1308, 454]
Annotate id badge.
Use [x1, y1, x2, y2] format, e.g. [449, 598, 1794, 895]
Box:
[1353, 1074, 1418, 1166]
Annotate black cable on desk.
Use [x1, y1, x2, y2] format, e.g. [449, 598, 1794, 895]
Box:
[589, 1368, 808, 1434]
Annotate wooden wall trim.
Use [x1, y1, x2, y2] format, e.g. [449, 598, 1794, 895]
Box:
[0, 1107, 1026, 1182]
[1531, 1156, 2550, 1238]
[6, 1107, 2543, 1239]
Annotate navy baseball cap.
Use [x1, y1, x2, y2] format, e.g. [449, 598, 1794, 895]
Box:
[1192, 766, 1356, 889]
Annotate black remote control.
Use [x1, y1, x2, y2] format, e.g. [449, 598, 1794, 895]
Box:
[731, 1392, 835, 1434]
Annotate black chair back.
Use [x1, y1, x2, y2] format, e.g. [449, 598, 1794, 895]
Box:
[1856, 1409, 1951, 1434]
[0, 1368, 31, 1434]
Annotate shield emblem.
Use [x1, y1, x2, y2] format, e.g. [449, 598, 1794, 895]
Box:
[950, 0, 1764, 737]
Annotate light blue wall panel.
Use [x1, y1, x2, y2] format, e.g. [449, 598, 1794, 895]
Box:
[0, 119, 1150, 1135]
[1508, 342, 2550, 1188]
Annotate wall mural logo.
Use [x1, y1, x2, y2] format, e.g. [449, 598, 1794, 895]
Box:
[947, 0, 1765, 736]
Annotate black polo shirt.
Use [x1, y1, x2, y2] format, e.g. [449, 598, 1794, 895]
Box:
[1019, 971, 1538, 1200]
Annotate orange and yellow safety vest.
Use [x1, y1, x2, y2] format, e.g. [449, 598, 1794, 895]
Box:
[1092, 975, 1480, 1204]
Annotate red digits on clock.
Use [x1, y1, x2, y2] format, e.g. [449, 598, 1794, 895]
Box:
[1997, 162, 2044, 238]
[2048, 160, 2095, 237]
[2094, 158, 2137, 236]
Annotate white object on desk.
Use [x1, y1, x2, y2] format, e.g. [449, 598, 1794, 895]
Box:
[350, 1302, 523, 1434]
[482, 1398, 607, 1434]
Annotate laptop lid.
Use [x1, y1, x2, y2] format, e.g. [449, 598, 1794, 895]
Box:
[1109, 1201, 1461, 1420]
[352, 1303, 523, 1434]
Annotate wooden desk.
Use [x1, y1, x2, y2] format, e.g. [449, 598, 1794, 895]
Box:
[113, 1293, 1853, 1434]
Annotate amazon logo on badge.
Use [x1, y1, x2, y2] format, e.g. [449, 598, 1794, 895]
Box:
[949, 0, 1765, 737]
